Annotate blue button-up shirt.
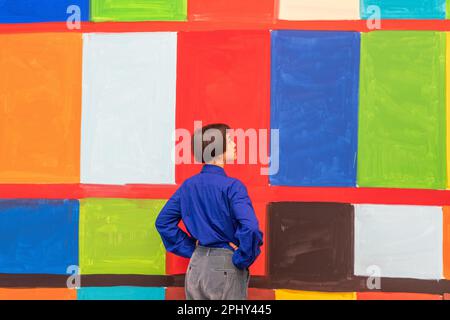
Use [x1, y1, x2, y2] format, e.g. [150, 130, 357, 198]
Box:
[155, 164, 264, 270]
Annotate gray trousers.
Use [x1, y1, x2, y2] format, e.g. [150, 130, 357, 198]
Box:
[185, 245, 250, 300]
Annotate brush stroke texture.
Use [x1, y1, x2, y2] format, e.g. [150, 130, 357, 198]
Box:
[188, 0, 274, 23]
[79, 198, 166, 275]
[357, 292, 442, 300]
[176, 31, 271, 189]
[0, 0, 89, 23]
[361, 0, 446, 19]
[0, 33, 82, 183]
[358, 31, 446, 189]
[91, 0, 187, 22]
[444, 207, 450, 279]
[354, 204, 443, 280]
[278, 0, 360, 20]
[447, 33, 450, 189]
[270, 31, 360, 187]
[81, 32, 176, 185]
[0, 288, 77, 300]
[77, 286, 165, 300]
[275, 290, 356, 300]
[268, 202, 354, 282]
[0, 199, 79, 274]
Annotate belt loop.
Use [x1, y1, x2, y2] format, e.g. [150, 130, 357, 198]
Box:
[207, 248, 211, 256]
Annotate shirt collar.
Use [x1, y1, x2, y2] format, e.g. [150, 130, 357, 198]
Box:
[201, 164, 227, 176]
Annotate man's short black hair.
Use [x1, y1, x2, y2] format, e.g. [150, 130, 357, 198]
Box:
[192, 123, 230, 163]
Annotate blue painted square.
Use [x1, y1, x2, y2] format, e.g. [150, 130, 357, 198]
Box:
[0, 199, 79, 274]
[270, 31, 360, 187]
[361, 0, 446, 19]
[0, 0, 90, 23]
[77, 287, 166, 300]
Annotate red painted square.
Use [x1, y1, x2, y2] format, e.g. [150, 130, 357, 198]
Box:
[166, 220, 190, 275]
[248, 202, 267, 276]
[176, 30, 271, 188]
[166, 287, 186, 300]
[166, 202, 268, 276]
[165, 287, 275, 300]
[248, 288, 275, 300]
[166, 251, 189, 275]
[188, 0, 275, 24]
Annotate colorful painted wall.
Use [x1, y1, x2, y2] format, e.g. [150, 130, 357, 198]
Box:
[0, 0, 449, 300]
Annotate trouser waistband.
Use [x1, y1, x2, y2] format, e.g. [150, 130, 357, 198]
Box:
[194, 245, 234, 256]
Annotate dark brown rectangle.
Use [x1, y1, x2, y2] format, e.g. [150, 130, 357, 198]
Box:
[268, 202, 354, 282]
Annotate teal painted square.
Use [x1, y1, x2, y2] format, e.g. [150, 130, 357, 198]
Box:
[361, 0, 446, 19]
[77, 286, 165, 300]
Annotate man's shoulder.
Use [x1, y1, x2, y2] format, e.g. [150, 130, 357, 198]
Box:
[227, 177, 245, 188]
[222, 177, 248, 196]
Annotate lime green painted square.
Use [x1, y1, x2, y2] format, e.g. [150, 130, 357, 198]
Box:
[90, 0, 187, 22]
[358, 31, 447, 190]
[79, 198, 166, 275]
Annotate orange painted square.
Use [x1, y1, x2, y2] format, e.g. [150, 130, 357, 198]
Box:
[357, 292, 442, 300]
[188, 0, 274, 23]
[0, 288, 76, 300]
[0, 33, 82, 183]
[444, 293, 450, 300]
[166, 202, 267, 276]
[444, 206, 450, 279]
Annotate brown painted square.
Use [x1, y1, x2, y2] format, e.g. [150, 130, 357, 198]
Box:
[268, 202, 354, 282]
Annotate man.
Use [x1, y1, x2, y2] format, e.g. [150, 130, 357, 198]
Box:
[155, 123, 264, 300]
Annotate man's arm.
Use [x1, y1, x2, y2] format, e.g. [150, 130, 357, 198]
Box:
[229, 180, 264, 270]
[155, 186, 196, 259]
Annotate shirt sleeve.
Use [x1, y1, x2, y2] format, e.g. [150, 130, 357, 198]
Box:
[155, 185, 197, 259]
[228, 180, 264, 270]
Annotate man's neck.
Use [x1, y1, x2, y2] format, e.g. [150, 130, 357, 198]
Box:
[206, 161, 224, 168]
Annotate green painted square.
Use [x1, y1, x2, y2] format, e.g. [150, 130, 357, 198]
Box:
[79, 198, 166, 275]
[358, 31, 447, 190]
[90, 0, 187, 22]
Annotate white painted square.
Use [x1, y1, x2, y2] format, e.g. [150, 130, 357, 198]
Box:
[278, 0, 360, 21]
[81, 33, 177, 185]
[354, 204, 443, 280]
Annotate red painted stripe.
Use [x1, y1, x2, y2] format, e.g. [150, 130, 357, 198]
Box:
[0, 184, 177, 199]
[0, 20, 449, 34]
[357, 292, 443, 300]
[274, 19, 450, 32]
[0, 184, 82, 199]
[263, 186, 450, 206]
[0, 184, 449, 206]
